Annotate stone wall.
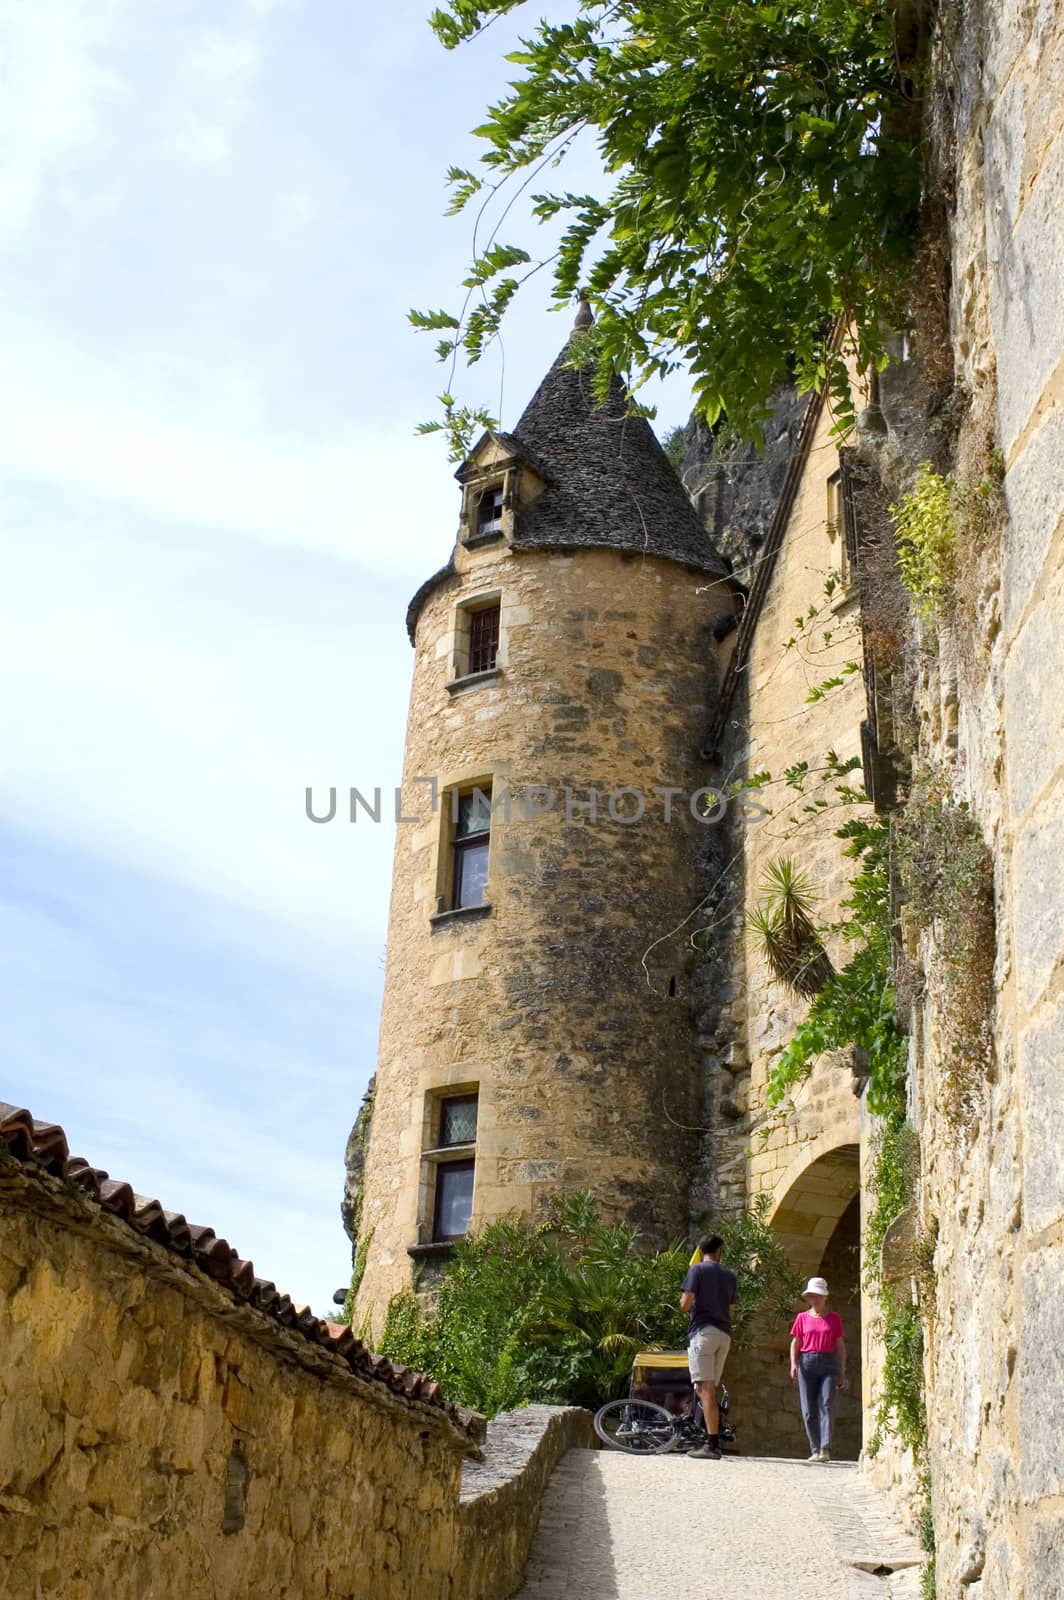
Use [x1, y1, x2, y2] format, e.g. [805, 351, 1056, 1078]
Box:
[456, 1406, 596, 1600]
[355, 533, 738, 1324]
[0, 1149, 474, 1600]
[873, 0, 1064, 1590]
[0, 1112, 594, 1600]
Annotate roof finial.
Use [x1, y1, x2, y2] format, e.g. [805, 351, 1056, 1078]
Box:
[570, 294, 594, 340]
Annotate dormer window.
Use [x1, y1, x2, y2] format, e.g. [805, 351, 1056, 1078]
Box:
[476, 485, 504, 538]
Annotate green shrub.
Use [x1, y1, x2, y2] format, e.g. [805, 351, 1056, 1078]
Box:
[894, 772, 996, 1123]
[377, 1192, 799, 1415]
[890, 465, 957, 619]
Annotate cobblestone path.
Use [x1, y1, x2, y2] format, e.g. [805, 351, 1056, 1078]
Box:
[514, 1451, 925, 1600]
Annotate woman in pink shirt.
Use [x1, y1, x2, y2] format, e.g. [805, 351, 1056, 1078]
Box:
[789, 1276, 847, 1462]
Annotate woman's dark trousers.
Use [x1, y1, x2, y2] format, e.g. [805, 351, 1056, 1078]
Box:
[797, 1352, 838, 1454]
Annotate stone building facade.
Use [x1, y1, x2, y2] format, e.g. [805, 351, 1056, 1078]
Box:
[684, 361, 872, 1462]
[869, 1, 1064, 1592]
[352, 322, 740, 1321]
[345, 7, 1064, 1584]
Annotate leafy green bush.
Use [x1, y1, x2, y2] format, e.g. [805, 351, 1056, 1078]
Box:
[414, 0, 924, 456]
[377, 1192, 800, 1415]
[891, 464, 957, 619]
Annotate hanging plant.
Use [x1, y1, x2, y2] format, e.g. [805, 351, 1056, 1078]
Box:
[748, 858, 835, 999]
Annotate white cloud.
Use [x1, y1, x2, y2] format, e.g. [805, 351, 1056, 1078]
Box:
[0, 507, 409, 947]
[168, 28, 261, 168]
[172, 119, 231, 168]
[0, 307, 457, 580]
[184, 30, 260, 89]
[0, 0, 124, 241]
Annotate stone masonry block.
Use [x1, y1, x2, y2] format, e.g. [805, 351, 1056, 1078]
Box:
[1013, 785, 1064, 1012]
[1004, 572, 1064, 820]
[1019, 1245, 1064, 1503]
[1019, 996, 1064, 1234]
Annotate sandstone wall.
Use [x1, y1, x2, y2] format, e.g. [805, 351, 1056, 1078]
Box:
[0, 1124, 595, 1600]
[882, 1, 1064, 1591]
[0, 1172, 470, 1600]
[456, 1406, 596, 1600]
[355, 534, 737, 1322]
[696, 380, 871, 1459]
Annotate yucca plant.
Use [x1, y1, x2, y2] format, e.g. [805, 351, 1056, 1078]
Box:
[748, 858, 835, 999]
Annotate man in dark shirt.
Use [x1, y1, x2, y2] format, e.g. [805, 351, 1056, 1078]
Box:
[680, 1233, 737, 1460]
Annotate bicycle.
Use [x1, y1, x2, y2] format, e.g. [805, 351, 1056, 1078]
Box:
[594, 1370, 736, 1456]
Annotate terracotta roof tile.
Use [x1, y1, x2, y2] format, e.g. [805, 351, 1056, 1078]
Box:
[0, 1103, 485, 1447]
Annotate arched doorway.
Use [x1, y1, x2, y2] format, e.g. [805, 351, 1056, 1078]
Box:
[728, 1142, 862, 1458]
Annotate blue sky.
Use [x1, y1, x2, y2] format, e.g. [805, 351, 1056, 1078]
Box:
[0, 0, 693, 1314]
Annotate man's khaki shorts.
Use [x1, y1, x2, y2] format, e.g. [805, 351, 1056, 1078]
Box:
[688, 1326, 731, 1385]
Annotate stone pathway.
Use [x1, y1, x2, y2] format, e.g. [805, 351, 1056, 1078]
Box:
[514, 1451, 925, 1600]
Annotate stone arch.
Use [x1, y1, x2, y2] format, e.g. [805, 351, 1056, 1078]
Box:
[768, 1140, 861, 1280]
[728, 1139, 863, 1460]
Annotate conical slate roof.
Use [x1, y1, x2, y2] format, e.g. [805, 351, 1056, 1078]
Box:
[507, 345, 728, 576]
[406, 323, 729, 640]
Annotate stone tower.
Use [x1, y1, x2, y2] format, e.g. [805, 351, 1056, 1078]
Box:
[350, 309, 740, 1320]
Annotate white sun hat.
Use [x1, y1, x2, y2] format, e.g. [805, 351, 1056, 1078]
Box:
[802, 1277, 830, 1297]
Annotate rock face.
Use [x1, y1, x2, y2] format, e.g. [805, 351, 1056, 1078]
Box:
[341, 1075, 375, 1242]
[677, 382, 807, 587]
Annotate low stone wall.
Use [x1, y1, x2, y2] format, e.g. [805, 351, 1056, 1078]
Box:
[0, 1181, 471, 1599]
[0, 1108, 596, 1600]
[455, 1406, 597, 1600]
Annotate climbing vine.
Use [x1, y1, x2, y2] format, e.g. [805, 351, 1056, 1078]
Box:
[763, 815, 907, 1115]
[890, 464, 956, 619]
[889, 459, 1007, 623]
[894, 768, 995, 1124]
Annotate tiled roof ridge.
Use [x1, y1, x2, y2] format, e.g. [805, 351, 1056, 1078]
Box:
[0, 1102, 484, 1448]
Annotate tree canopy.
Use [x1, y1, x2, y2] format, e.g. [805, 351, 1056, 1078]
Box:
[414, 0, 923, 456]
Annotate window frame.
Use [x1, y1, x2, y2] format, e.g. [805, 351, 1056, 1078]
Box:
[826, 469, 852, 591]
[475, 484, 504, 538]
[431, 1157, 476, 1243]
[447, 783, 493, 912]
[420, 1086, 480, 1248]
[467, 602, 501, 676]
[438, 1092, 479, 1149]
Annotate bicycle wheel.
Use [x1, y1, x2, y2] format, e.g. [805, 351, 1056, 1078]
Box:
[593, 1399, 679, 1455]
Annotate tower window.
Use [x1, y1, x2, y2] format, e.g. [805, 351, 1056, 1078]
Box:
[452, 787, 491, 910]
[439, 1092, 479, 1147]
[826, 470, 851, 589]
[421, 1088, 479, 1245]
[467, 604, 500, 675]
[476, 485, 504, 537]
[827, 470, 843, 542]
[433, 1158, 475, 1241]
